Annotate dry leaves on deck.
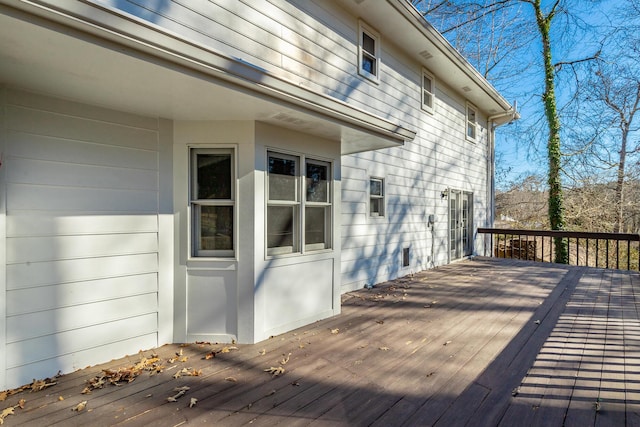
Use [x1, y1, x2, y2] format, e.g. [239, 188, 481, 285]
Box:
[83, 352, 163, 394]
[71, 401, 87, 412]
[264, 366, 285, 377]
[203, 346, 238, 360]
[167, 386, 190, 403]
[172, 368, 202, 379]
[0, 406, 16, 425]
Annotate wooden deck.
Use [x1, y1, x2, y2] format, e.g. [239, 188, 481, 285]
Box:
[3, 257, 640, 426]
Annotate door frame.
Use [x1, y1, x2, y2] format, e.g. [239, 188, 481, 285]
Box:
[448, 189, 473, 262]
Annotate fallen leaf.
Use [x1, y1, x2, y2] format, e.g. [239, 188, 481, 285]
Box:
[204, 352, 215, 360]
[280, 353, 291, 365]
[258, 349, 266, 356]
[331, 329, 339, 335]
[225, 376, 238, 382]
[0, 406, 15, 424]
[189, 397, 198, 408]
[379, 346, 390, 351]
[17, 399, 25, 409]
[179, 357, 188, 363]
[167, 386, 190, 402]
[443, 341, 452, 346]
[30, 378, 57, 392]
[0, 392, 6, 402]
[376, 320, 384, 324]
[58, 396, 65, 401]
[72, 401, 87, 412]
[264, 366, 285, 377]
[266, 389, 276, 396]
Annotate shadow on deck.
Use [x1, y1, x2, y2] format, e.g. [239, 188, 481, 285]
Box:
[3, 257, 640, 426]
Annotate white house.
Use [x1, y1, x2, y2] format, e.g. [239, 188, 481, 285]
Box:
[0, 0, 517, 390]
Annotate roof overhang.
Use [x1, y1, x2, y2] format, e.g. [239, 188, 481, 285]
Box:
[0, 1, 416, 154]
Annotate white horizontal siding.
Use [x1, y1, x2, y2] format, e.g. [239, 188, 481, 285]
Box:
[5, 313, 158, 368]
[6, 273, 158, 316]
[7, 293, 158, 343]
[341, 76, 490, 291]
[5, 334, 157, 389]
[3, 89, 161, 388]
[7, 213, 158, 237]
[6, 233, 158, 264]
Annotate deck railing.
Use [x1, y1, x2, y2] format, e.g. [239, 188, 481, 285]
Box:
[478, 228, 640, 271]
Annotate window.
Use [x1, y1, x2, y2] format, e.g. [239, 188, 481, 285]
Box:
[370, 178, 385, 217]
[422, 70, 435, 114]
[305, 159, 331, 251]
[267, 151, 332, 256]
[466, 103, 477, 141]
[190, 148, 235, 257]
[359, 22, 380, 81]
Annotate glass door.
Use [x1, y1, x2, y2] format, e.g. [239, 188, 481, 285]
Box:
[449, 190, 473, 260]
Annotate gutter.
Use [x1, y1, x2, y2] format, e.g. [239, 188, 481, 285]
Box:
[485, 105, 520, 255]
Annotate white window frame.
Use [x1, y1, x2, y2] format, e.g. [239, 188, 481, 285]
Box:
[266, 151, 333, 257]
[421, 69, 435, 114]
[466, 103, 478, 142]
[369, 177, 385, 218]
[189, 147, 236, 258]
[358, 21, 380, 83]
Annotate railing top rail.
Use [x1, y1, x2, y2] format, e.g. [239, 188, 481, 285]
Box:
[478, 227, 640, 241]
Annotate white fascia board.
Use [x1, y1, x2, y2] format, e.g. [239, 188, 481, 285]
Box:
[2, 0, 415, 146]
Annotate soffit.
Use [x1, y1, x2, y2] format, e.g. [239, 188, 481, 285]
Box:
[0, 3, 413, 154]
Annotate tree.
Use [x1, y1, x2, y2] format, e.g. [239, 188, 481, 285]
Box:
[563, 1, 640, 233]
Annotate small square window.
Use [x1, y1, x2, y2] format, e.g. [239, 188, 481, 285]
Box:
[370, 178, 385, 217]
[359, 22, 380, 82]
[467, 104, 477, 141]
[422, 70, 435, 114]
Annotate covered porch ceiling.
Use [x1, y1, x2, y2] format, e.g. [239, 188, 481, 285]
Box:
[0, 3, 414, 155]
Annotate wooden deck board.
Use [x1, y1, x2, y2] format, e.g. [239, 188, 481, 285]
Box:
[3, 258, 640, 426]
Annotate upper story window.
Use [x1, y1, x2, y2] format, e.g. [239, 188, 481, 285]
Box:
[466, 103, 478, 141]
[190, 148, 235, 257]
[422, 70, 435, 114]
[266, 151, 332, 256]
[370, 177, 385, 217]
[358, 21, 380, 82]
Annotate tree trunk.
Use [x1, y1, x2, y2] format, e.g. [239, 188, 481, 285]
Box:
[534, 0, 568, 263]
[613, 132, 627, 233]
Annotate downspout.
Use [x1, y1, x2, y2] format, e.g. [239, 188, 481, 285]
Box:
[485, 105, 519, 256]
